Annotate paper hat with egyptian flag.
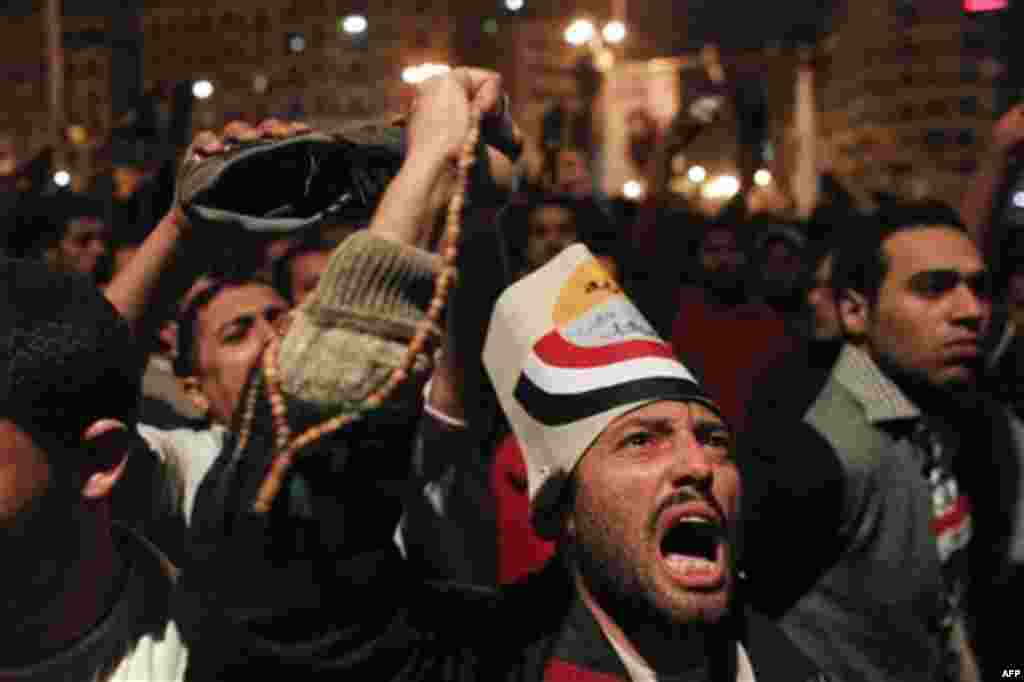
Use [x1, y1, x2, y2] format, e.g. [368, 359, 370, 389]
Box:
[484, 244, 719, 539]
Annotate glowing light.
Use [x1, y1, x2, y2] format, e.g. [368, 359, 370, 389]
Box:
[402, 63, 451, 85]
[505, 0, 524, 11]
[565, 19, 595, 46]
[67, 124, 89, 146]
[754, 169, 773, 187]
[602, 20, 626, 44]
[701, 174, 740, 200]
[622, 179, 644, 200]
[1013, 191, 1024, 208]
[342, 14, 368, 35]
[288, 33, 306, 53]
[53, 170, 71, 187]
[687, 165, 707, 183]
[964, 0, 1007, 12]
[192, 80, 214, 99]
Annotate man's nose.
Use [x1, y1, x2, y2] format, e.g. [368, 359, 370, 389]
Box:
[253, 315, 279, 343]
[667, 430, 714, 490]
[951, 283, 990, 329]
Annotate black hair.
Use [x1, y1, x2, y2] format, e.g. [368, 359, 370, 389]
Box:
[831, 201, 967, 304]
[174, 276, 257, 377]
[7, 194, 107, 259]
[502, 193, 586, 273]
[0, 257, 143, 461]
[272, 236, 334, 304]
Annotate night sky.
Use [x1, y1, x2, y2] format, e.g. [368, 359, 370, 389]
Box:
[2, 0, 839, 48]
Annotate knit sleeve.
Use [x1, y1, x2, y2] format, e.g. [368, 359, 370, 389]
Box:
[278, 231, 441, 414]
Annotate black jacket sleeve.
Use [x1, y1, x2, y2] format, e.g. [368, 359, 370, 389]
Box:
[737, 418, 848, 618]
[173, 382, 501, 680]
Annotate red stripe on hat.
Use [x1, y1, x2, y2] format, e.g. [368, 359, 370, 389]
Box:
[533, 330, 675, 369]
[544, 659, 627, 682]
[932, 494, 971, 535]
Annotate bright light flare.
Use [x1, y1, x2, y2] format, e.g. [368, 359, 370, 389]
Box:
[192, 80, 214, 99]
[602, 20, 626, 44]
[565, 19, 595, 46]
[622, 179, 645, 200]
[505, 0, 524, 11]
[402, 63, 451, 85]
[54, 170, 71, 187]
[701, 174, 740, 200]
[342, 15, 368, 35]
[754, 169, 773, 187]
[687, 165, 707, 183]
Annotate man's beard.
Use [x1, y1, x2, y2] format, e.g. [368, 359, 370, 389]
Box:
[567, 492, 733, 635]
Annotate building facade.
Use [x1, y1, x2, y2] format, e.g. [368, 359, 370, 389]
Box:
[820, 0, 1003, 207]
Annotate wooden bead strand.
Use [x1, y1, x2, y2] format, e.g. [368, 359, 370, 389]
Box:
[251, 108, 480, 514]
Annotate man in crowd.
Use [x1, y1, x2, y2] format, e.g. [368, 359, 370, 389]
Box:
[173, 67, 829, 681]
[745, 233, 846, 429]
[0, 259, 186, 681]
[741, 204, 1021, 681]
[6, 193, 111, 279]
[671, 221, 797, 432]
[273, 238, 334, 307]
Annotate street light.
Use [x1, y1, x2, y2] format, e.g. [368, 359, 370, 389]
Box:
[192, 80, 214, 99]
[564, 19, 595, 46]
[342, 14, 368, 35]
[701, 174, 739, 200]
[622, 179, 644, 200]
[602, 20, 626, 44]
[287, 33, 306, 53]
[505, 0, 524, 11]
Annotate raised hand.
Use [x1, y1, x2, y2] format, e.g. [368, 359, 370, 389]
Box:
[993, 103, 1024, 156]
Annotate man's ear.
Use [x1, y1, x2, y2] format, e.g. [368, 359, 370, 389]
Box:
[182, 376, 210, 416]
[838, 289, 869, 338]
[80, 419, 132, 500]
[42, 246, 60, 268]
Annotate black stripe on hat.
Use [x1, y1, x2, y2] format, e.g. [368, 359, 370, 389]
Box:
[513, 374, 712, 427]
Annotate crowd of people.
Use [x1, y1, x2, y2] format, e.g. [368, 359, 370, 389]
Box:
[1, 61, 1023, 682]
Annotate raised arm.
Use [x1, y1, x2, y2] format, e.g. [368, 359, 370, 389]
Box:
[960, 103, 1024, 255]
[176, 68, 520, 679]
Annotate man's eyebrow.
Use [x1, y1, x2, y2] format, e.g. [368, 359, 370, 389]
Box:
[693, 417, 731, 437]
[614, 415, 730, 435]
[908, 267, 988, 282]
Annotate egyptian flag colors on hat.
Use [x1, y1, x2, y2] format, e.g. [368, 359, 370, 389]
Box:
[484, 244, 717, 539]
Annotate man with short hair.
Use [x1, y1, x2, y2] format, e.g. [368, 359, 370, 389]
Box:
[0, 258, 187, 681]
[8, 194, 111, 279]
[176, 237, 830, 679]
[171, 67, 829, 681]
[671, 222, 798, 433]
[173, 277, 290, 427]
[741, 204, 1021, 681]
[273, 239, 334, 306]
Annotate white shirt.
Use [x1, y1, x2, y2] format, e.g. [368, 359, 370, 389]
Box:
[137, 424, 225, 523]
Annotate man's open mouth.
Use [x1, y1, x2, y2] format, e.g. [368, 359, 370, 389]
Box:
[658, 508, 727, 588]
